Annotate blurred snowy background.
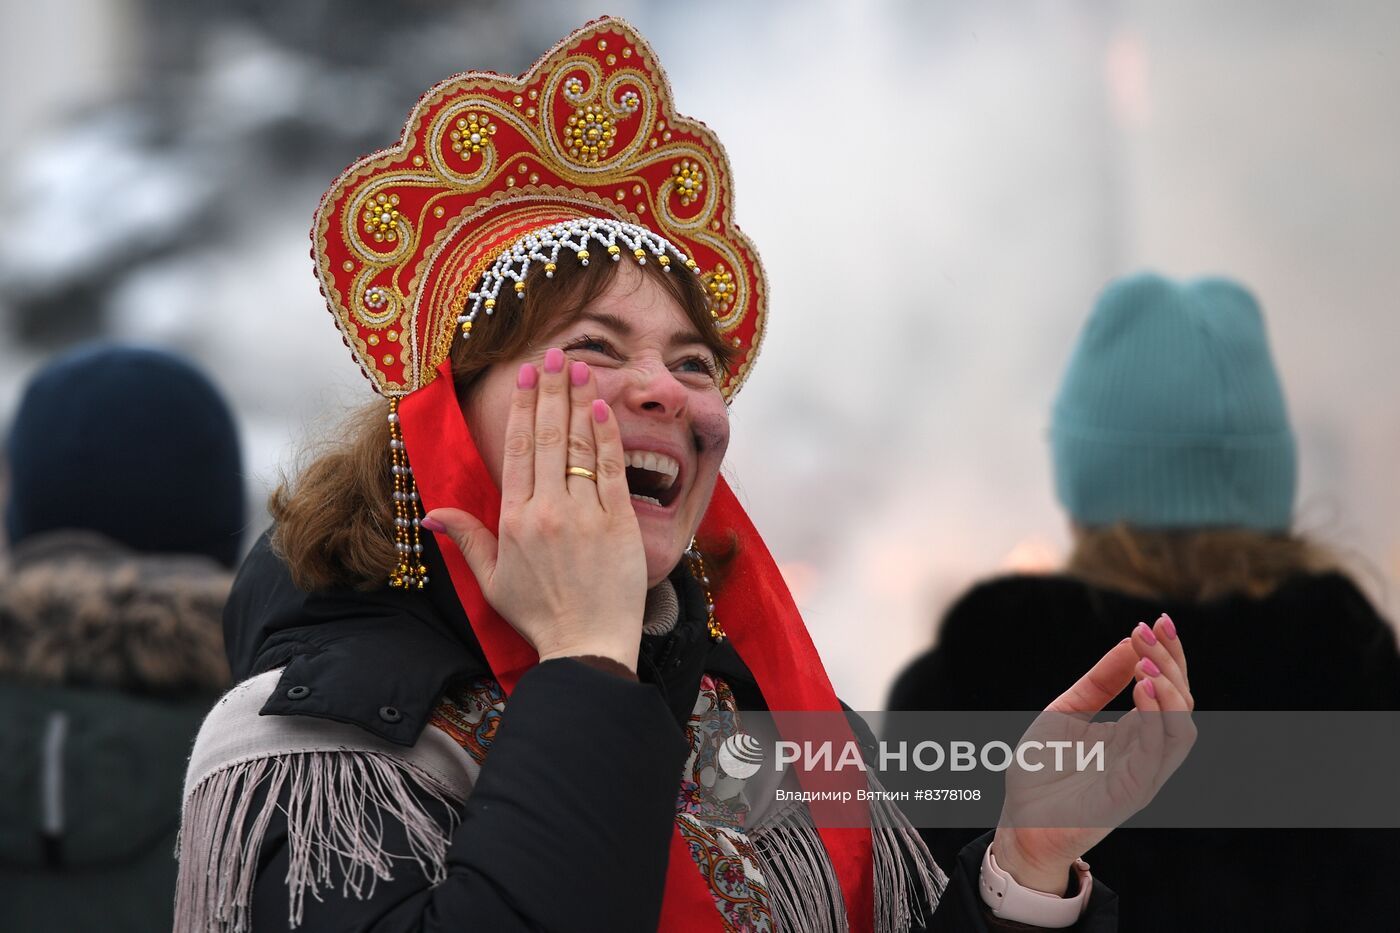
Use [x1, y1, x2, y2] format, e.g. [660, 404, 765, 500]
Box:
[2, 0, 1397, 707]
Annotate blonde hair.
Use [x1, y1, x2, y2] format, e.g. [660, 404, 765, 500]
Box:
[1065, 523, 1336, 602]
[270, 251, 725, 592]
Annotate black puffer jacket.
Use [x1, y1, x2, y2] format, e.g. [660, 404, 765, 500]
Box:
[210, 532, 1118, 931]
[889, 571, 1400, 933]
[0, 532, 231, 933]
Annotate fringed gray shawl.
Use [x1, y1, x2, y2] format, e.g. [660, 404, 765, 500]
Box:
[177, 671, 474, 932]
[177, 667, 944, 932]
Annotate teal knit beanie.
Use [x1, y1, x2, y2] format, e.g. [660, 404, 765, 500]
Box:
[1051, 273, 1296, 531]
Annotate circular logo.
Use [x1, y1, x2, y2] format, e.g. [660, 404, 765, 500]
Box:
[717, 732, 764, 779]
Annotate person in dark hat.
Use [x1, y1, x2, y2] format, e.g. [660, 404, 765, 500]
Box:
[0, 342, 245, 932]
[889, 272, 1400, 932]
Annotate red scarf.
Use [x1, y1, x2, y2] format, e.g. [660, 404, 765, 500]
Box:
[402, 361, 874, 931]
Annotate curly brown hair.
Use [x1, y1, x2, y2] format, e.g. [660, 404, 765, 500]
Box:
[270, 251, 729, 591]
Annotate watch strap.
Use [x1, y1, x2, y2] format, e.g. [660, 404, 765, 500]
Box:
[979, 843, 1092, 928]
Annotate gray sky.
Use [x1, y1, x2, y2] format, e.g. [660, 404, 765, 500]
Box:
[3, 0, 1398, 707]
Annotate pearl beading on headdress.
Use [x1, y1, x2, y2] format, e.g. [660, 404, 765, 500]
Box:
[457, 217, 700, 338]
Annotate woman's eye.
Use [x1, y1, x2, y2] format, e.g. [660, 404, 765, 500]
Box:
[676, 356, 719, 379]
[563, 335, 615, 356]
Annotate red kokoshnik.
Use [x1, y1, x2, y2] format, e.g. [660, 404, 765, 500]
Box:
[312, 17, 763, 399]
[311, 17, 876, 932]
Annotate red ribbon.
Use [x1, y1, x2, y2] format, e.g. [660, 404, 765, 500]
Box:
[401, 361, 873, 931]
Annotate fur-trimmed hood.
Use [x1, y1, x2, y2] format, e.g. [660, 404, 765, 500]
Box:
[0, 530, 232, 695]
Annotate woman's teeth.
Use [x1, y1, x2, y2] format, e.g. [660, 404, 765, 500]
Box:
[623, 450, 679, 489]
[630, 493, 663, 506]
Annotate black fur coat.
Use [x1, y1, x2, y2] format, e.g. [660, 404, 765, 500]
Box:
[889, 571, 1400, 933]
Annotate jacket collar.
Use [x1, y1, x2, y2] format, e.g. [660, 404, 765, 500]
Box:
[226, 531, 487, 745]
[224, 530, 761, 746]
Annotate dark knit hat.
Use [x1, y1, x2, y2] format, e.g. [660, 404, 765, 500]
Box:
[5, 344, 245, 566]
[1051, 273, 1296, 531]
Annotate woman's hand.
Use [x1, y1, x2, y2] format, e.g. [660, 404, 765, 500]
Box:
[992, 613, 1196, 894]
[424, 349, 648, 671]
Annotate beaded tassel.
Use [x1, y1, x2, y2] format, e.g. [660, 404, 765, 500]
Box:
[685, 540, 726, 642]
[387, 399, 428, 589]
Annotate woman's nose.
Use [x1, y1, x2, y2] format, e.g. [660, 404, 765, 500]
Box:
[623, 363, 688, 419]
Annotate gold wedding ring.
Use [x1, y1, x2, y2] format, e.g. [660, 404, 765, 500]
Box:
[566, 466, 598, 482]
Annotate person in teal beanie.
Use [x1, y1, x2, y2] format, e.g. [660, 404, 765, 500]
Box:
[0, 344, 241, 933]
[1051, 273, 1296, 533]
[889, 272, 1400, 932]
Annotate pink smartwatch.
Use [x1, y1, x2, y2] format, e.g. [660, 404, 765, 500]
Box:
[979, 843, 1093, 928]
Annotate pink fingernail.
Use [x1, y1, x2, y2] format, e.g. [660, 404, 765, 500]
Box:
[1141, 657, 1161, 677]
[1143, 678, 1157, 700]
[421, 516, 446, 533]
[517, 364, 537, 389]
[1136, 622, 1158, 646]
[592, 399, 608, 423]
[570, 360, 589, 386]
[1159, 613, 1178, 640]
[544, 347, 565, 373]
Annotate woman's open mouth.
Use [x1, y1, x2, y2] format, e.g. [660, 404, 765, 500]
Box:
[624, 449, 682, 509]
